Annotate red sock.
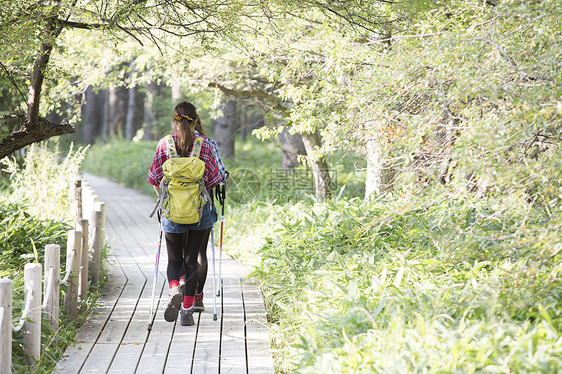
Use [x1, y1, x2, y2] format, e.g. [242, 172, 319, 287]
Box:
[169, 280, 179, 289]
[184, 296, 194, 309]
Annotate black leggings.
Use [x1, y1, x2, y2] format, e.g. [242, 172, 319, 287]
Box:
[165, 228, 211, 296]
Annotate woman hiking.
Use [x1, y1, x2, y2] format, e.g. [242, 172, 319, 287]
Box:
[147, 101, 227, 326]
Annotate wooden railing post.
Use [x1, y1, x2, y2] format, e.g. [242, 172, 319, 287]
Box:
[44, 244, 60, 328]
[0, 279, 12, 374]
[64, 230, 81, 320]
[23, 263, 42, 365]
[97, 201, 106, 249]
[82, 183, 97, 226]
[89, 206, 103, 286]
[74, 177, 82, 220]
[77, 219, 89, 299]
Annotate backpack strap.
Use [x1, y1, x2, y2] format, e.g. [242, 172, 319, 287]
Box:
[190, 136, 204, 158]
[165, 135, 178, 158]
[167, 134, 204, 158]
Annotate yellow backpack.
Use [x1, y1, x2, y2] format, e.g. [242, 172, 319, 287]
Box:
[151, 135, 210, 224]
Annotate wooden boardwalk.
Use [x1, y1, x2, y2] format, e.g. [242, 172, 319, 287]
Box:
[55, 174, 274, 374]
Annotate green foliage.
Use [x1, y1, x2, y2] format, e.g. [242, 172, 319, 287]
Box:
[82, 139, 158, 197]
[361, 0, 561, 191]
[0, 199, 83, 373]
[2, 142, 87, 221]
[252, 190, 561, 372]
[241, 2, 562, 370]
[0, 143, 105, 373]
[0, 201, 70, 278]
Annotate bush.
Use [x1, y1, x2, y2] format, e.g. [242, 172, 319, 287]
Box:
[2, 142, 87, 221]
[82, 139, 158, 197]
[253, 191, 562, 373]
[1, 142, 102, 373]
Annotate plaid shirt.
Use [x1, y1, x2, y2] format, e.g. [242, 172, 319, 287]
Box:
[205, 136, 227, 183]
[147, 131, 222, 191]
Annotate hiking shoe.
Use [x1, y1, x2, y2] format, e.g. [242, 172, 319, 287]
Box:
[180, 304, 195, 326]
[179, 276, 186, 296]
[193, 292, 204, 312]
[164, 286, 182, 322]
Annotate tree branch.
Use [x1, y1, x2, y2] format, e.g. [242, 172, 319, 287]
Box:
[0, 117, 75, 159]
[209, 82, 288, 113]
[0, 62, 28, 106]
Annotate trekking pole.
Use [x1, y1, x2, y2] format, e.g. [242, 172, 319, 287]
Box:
[211, 228, 218, 321]
[148, 222, 163, 331]
[216, 183, 226, 297]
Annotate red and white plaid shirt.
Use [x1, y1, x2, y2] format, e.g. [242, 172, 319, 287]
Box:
[147, 131, 221, 191]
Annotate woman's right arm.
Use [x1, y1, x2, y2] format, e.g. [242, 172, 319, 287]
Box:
[206, 137, 228, 183]
[147, 138, 168, 188]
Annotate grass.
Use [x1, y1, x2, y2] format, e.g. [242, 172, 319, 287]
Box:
[253, 190, 561, 373]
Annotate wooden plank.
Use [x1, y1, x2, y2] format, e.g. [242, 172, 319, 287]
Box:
[90, 173, 173, 373]
[191, 309, 220, 373]
[219, 277, 247, 374]
[56, 174, 274, 374]
[106, 343, 144, 374]
[135, 303, 175, 374]
[78, 343, 120, 373]
[242, 279, 274, 374]
[108, 265, 165, 372]
[78, 259, 145, 371]
[164, 321, 197, 373]
[54, 259, 127, 373]
[94, 275, 144, 345]
[105, 210, 155, 259]
[54, 342, 95, 374]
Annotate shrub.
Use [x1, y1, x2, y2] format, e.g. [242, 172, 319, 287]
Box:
[1, 142, 101, 373]
[252, 192, 562, 373]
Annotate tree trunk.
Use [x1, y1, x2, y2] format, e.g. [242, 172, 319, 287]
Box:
[279, 128, 306, 170]
[301, 131, 331, 200]
[214, 100, 238, 159]
[108, 87, 117, 138]
[171, 79, 182, 103]
[0, 10, 74, 158]
[249, 108, 265, 131]
[83, 86, 96, 144]
[26, 22, 57, 129]
[143, 82, 156, 140]
[125, 86, 136, 140]
[108, 86, 126, 137]
[101, 89, 109, 143]
[170, 79, 182, 131]
[240, 103, 248, 141]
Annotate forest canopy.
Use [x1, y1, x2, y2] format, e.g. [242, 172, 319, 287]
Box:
[2, 0, 559, 200]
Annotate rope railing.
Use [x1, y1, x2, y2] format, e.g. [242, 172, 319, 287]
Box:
[89, 226, 97, 253]
[0, 177, 106, 372]
[41, 266, 54, 310]
[60, 249, 77, 285]
[11, 285, 33, 333]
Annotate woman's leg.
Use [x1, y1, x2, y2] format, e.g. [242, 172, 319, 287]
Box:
[183, 228, 211, 306]
[164, 232, 187, 322]
[196, 229, 211, 294]
[165, 232, 186, 284]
